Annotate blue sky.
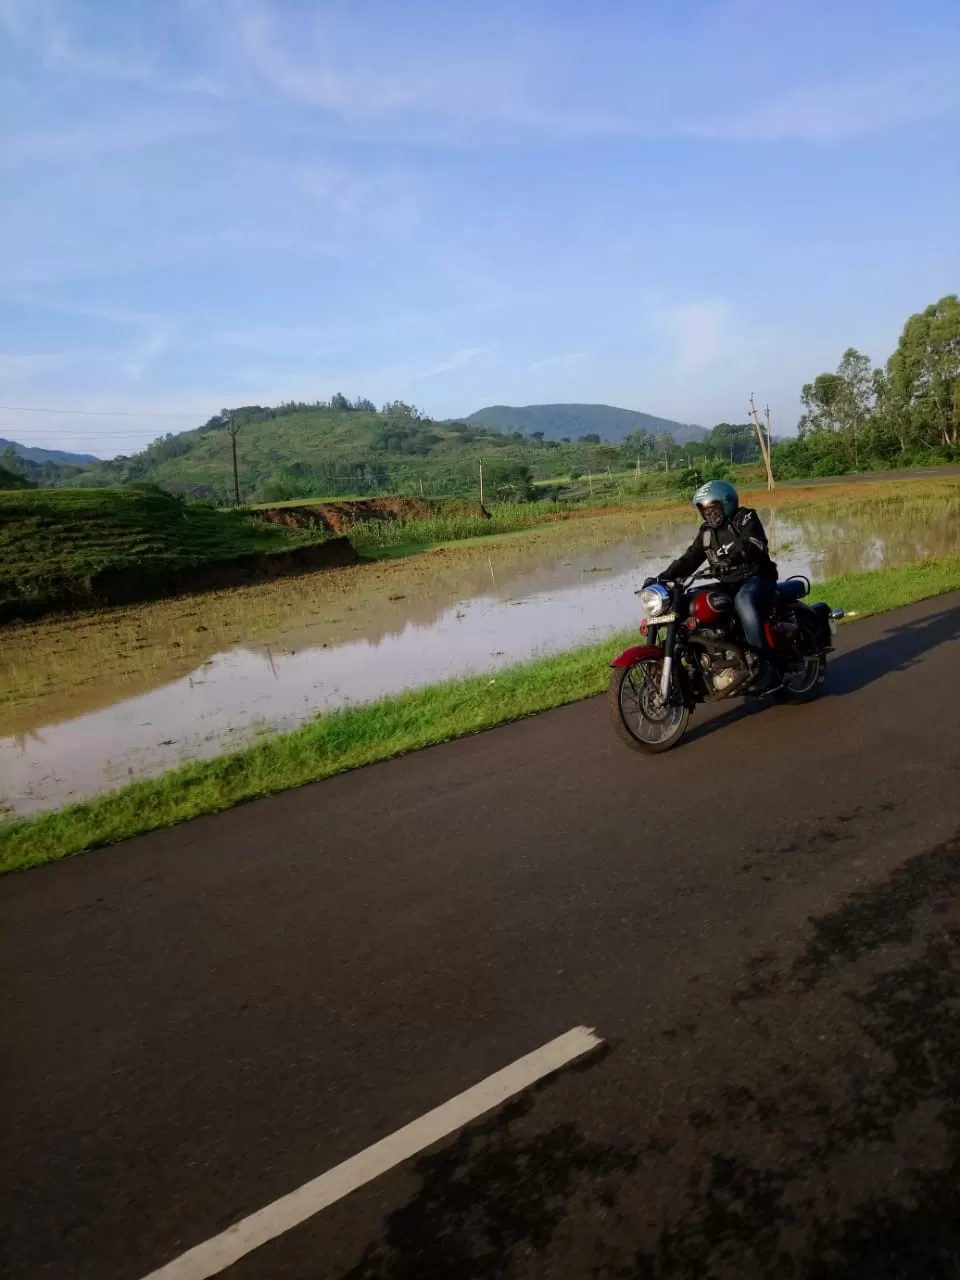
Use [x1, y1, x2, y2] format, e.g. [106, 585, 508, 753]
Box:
[1, 0, 958, 458]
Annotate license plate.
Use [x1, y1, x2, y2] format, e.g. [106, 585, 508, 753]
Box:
[646, 613, 677, 625]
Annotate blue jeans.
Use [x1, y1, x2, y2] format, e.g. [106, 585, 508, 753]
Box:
[733, 576, 775, 651]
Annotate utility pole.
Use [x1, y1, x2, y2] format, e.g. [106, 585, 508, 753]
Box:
[748, 393, 776, 491]
[479, 456, 484, 506]
[226, 414, 241, 507]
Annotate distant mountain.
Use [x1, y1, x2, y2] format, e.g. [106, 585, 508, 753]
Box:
[0, 437, 99, 464]
[26, 397, 720, 504]
[464, 404, 706, 445]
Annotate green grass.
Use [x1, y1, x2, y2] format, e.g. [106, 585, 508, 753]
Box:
[807, 556, 960, 618]
[2, 556, 958, 875]
[0, 487, 327, 618]
[247, 494, 373, 508]
[348, 502, 570, 550]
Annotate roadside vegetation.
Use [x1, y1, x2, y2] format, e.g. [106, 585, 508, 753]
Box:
[348, 501, 569, 552]
[3, 472, 955, 621]
[2, 554, 958, 874]
[0, 486, 334, 622]
[343, 472, 960, 556]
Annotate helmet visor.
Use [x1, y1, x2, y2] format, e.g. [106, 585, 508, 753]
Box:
[702, 502, 725, 529]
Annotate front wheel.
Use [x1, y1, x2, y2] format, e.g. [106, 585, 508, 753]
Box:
[775, 615, 827, 703]
[608, 660, 690, 754]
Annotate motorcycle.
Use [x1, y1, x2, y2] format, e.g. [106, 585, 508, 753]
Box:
[608, 572, 844, 753]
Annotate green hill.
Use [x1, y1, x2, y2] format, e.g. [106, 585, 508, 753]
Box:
[66, 398, 703, 504]
[465, 403, 705, 444]
[0, 437, 99, 464]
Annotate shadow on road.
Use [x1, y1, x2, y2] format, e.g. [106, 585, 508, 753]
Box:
[680, 600, 959, 748]
[828, 602, 960, 697]
[684, 701, 762, 747]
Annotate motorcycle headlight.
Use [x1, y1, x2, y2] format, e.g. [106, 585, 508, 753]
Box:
[639, 584, 670, 617]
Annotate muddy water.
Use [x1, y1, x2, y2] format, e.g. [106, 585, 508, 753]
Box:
[2, 497, 958, 815]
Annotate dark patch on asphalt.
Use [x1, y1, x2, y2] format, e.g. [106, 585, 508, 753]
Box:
[629, 1155, 798, 1279]
[618, 885, 960, 1277]
[794, 833, 960, 983]
[339, 832, 960, 1278]
[802, 925, 960, 1278]
[805, 1163, 960, 1280]
[339, 1095, 639, 1280]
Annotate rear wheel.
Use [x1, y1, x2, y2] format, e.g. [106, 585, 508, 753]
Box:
[776, 614, 826, 703]
[608, 660, 690, 753]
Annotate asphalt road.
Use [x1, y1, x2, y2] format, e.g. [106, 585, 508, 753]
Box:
[3, 591, 960, 1280]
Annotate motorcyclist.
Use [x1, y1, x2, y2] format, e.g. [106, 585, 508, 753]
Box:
[651, 480, 779, 692]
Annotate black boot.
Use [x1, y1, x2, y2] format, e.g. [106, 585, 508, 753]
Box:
[747, 650, 779, 694]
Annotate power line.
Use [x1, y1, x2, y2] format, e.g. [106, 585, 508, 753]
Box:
[2, 431, 184, 439]
[0, 403, 201, 418]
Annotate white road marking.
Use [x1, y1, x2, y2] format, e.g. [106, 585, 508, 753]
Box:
[140, 1024, 603, 1280]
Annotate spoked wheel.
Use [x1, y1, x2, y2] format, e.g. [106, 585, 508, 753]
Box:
[608, 659, 690, 753]
[776, 615, 827, 703]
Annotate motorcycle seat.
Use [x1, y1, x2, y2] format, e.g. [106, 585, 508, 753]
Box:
[775, 578, 808, 603]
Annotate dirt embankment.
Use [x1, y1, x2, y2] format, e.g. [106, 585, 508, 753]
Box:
[257, 497, 491, 532]
[0, 538, 359, 626]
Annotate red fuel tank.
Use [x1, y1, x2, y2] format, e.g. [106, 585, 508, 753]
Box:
[692, 588, 733, 624]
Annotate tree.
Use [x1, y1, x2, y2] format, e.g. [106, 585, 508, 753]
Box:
[381, 400, 422, 420]
[798, 347, 876, 472]
[657, 432, 676, 470]
[0, 461, 35, 490]
[707, 422, 760, 464]
[483, 460, 536, 502]
[886, 295, 960, 450]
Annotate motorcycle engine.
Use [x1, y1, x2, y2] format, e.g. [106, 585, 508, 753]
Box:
[699, 646, 746, 693]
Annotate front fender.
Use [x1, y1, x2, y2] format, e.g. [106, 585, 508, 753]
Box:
[610, 644, 664, 668]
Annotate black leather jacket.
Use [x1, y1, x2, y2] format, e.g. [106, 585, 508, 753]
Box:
[664, 507, 777, 585]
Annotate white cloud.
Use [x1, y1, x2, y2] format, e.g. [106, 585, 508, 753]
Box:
[418, 346, 490, 378]
[0, 0, 222, 95]
[0, 115, 221, 168]
[0, 322, 172, 386]
[295, 163, 419, 238]
[231, 2, 630, 143]
[529, 352, 588, 372]
[685, 70, 957, 143]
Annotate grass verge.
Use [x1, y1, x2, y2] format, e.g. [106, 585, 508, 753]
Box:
[2, 556, 959, 874]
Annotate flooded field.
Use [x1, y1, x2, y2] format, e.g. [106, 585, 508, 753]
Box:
[2, 487, 958, 816]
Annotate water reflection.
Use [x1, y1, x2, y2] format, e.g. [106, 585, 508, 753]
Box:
[1, 498, 957, 816]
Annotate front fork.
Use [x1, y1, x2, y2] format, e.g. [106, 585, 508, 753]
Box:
[659, 620, 677, 700]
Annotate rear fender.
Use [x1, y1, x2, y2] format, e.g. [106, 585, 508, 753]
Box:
[610, 643, 664, 669]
